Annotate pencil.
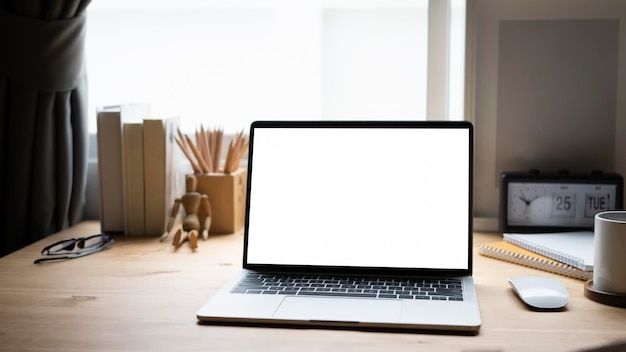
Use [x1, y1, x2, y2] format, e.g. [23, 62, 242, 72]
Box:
[185, 134, 211, 173]
[174, 136, 201, 173]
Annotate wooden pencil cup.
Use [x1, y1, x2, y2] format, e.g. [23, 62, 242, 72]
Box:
[193, 168, 247, 234]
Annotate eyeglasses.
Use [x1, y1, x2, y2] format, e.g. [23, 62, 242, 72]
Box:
[34, 233, 114, 264]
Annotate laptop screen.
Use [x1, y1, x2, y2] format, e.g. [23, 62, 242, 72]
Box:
[244, 121, 472, 275]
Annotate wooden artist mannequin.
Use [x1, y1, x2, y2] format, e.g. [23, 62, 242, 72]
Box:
[164, 174, 212, 250]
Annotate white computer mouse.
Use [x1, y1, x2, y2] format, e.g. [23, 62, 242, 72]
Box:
[508, 276, 569, 310]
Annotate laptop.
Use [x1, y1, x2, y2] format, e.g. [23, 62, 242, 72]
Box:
[197, 120, 481, 333]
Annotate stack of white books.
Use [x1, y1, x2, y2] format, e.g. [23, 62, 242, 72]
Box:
[96, 104, 184, 236]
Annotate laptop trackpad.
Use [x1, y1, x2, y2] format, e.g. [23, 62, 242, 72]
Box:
[273, 297, 402, 323]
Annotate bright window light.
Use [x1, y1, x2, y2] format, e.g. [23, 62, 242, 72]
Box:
[86, 0, 465, 133]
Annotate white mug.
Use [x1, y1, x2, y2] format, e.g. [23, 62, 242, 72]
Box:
[593, 211, 626, 294]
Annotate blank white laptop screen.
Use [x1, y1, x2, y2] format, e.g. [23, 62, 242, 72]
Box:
[246, 125, 470, 271]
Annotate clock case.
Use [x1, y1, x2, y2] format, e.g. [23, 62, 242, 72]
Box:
[500, 171, 623, 234]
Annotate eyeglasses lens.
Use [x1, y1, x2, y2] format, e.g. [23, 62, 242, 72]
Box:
[48, 239, 77, 253]
[79, 235, 108, 249]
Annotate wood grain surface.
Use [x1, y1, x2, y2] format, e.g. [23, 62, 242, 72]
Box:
[0, 221, 625, 352]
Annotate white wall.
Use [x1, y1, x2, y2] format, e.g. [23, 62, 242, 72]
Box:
[467, 0, 626, 229]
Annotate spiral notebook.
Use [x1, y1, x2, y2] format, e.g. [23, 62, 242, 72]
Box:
[503, 232, 594, 271]
[478, 241, 592, 281]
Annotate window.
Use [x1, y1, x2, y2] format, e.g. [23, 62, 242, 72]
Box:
[86, 0, 466, 133]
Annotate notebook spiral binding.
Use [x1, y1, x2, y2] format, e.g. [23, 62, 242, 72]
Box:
[478, 241, 592, 281]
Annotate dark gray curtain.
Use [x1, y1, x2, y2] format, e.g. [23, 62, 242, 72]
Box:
[0, 0, 91, 256]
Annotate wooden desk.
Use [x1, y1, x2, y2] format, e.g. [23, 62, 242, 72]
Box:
[0, 221, 624, 352]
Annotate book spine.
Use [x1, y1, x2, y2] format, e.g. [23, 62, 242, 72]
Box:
[96, 110, 125, 233]
[503, 234, 588, 271]
[122, 122, 145, 235]
[143, 119, 166, 236]
[478, 244, 592, 281]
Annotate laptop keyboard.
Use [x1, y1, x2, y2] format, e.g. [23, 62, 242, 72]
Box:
[231, 273, 464, 301]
